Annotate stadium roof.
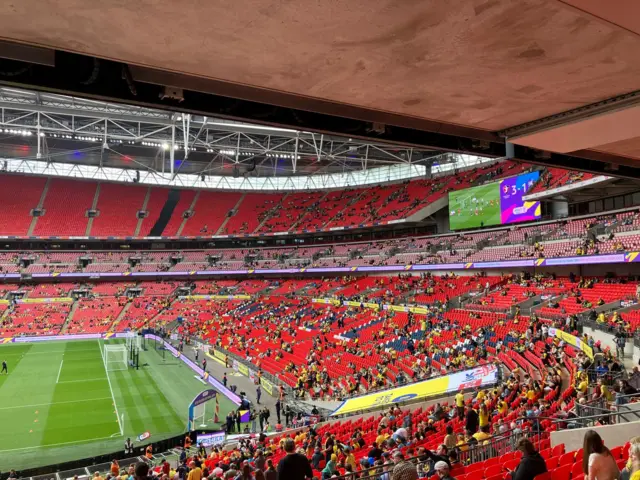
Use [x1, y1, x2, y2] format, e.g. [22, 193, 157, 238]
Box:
[0, 86, 461, 180]
[0, 1, 639, 176]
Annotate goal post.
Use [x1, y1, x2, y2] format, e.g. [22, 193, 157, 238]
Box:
[188, 389, 220, 431]
[104, 344, 129, 372]
[125, 331, 142, 350]
[193, 402, 208, 429]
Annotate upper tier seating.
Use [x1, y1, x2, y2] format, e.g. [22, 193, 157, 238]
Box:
[0, 162, 621, 239]
[180, 191, 243, 236]
[91, 183, 148, 236]
[33, 179, 95, 236]
[138, 187, 169, 236]
[161, 189, 197, 236]
[0, 175, 46, 236]
[224, 193, 283, 234]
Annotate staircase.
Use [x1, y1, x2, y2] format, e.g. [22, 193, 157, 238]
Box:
[320, 190, 368, 230]
[85, 183, 101, 236]
[252, 192, 289, 234]
[133, 187, 152, 236]
[215, 192, 246, 235]
[176, 191, 201, 236]
[108, 301, 133, 332]
[27, 178, 51, 235]
[289, 191, 330, 232]
[60, 300, 80, 334]
[144, 297, 180, 329]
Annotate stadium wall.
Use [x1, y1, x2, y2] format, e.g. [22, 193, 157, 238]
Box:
[551, 419, 640, 451]
[582, 325, 636, 359]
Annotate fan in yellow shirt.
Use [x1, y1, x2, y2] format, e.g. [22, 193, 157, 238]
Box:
[478, 405, 489, 428]
[476, 389, 486, 403]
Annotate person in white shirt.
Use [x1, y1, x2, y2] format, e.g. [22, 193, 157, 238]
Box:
[582, 430, 620, 480]
[393, 427, 409, 445]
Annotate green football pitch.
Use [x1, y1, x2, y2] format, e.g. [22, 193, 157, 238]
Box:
[449, 182, 502, 230]
[0, 339, 236, 471]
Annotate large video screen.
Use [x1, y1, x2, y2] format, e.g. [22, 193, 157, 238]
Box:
[448, 171, 541, 230]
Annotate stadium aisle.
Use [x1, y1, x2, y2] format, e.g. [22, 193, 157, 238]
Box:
[182, 345, 279, 413]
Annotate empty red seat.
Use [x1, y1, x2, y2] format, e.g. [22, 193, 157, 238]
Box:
[484, 464, 503, 477]
[545, 457, 559, 470]
[551, 464, 571, 480]
[558, 452, 574, 467]
[571, 462, 583, 478]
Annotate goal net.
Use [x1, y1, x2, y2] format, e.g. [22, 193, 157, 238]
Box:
[188, 389, 219, 430]
[193, 402, 208, 428]
[104, 344, 128, 371]
[125, 332, 142, 350]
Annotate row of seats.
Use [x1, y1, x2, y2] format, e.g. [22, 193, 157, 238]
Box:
[0, 161, 593, 237]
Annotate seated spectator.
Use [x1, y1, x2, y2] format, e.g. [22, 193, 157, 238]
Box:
[435, 461, 456, 480]
[621, 437, 640, 480]
[443, 424, 457, 450]
[509, 438, 547, 480]
[582, 430, 619, 480]
[391, 451, 418, 480]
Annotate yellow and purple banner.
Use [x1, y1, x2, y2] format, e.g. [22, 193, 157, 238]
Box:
[548, 327, 593, 360]
[331, 364, 498, 416]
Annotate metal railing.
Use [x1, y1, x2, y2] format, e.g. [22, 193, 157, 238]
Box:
[327, 425, 533, 480]
[6, 433, 192, 480]
[555, 393, 640, 429]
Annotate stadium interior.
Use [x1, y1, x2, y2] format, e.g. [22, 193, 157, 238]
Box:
[1, 2, 640, 480]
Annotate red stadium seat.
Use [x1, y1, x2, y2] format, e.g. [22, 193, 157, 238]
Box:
[545, 457, 559, 470]
[558, 452, 574, 467]
[571, 462, 583, 478]
[484, 464, 503, 477]
[551, 464, 571, 480]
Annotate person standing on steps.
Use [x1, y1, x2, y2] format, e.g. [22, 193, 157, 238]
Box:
[275, 398, 282, 424]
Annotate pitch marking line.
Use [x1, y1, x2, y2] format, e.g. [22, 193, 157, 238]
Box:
[98, 341, 124, 436]
[55, 359, 64, 384]
[0, 396, 113, 411]
[57, 377, 107, 384]
[0, 349, 100, 356]
[0, 434, 121, 453]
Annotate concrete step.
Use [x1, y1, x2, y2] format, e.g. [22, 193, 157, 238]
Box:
[177, 191, 201, 236]
[216, 192, 246, 235]
[60, 301, 80, 334]
[108, 301, 133, 332]
[85, 183, 101, 236]
[289, 190, 330, 232]
[133, 187, 152, 236]
[27, 178, 51, 236]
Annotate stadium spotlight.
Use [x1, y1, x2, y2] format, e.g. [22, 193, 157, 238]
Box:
[162, 143, 169, 151]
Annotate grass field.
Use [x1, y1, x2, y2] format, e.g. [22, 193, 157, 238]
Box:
[0, 339, 236, 472]
[449, 182, 502, 230]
